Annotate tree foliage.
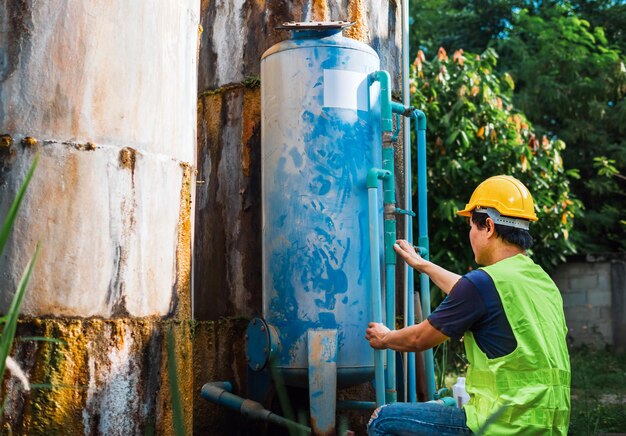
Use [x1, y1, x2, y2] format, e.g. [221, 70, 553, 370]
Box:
[409, 0, 626, 255]
[410, 47, 582, 276]
[496, 4, 626, 252]
[409, 0, 518, 55]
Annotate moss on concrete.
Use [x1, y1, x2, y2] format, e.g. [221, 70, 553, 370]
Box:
[5, 318, 200, 435]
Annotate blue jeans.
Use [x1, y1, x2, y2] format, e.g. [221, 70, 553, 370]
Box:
[367, 402, 473, 435]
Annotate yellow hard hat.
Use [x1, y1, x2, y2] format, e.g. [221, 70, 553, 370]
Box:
[456, 175, 538, 222]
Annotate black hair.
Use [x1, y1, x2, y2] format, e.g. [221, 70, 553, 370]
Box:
[471, 212, 534, 250]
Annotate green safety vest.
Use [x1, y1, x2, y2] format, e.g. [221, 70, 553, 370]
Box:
[463, 254, 570, 435]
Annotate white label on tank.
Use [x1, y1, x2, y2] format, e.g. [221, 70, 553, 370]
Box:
[323, 69, 369, 111]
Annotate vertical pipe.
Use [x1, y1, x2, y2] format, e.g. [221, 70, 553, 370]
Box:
[384, 263, 396, 403]
[369, 71, 393, 133]
[415, 112, 436, 400]
[370, 71, 396, 405]
[407, 200, 417, 402]
[367, 168, 389, 407]
[382, 145, 397, 404]
[401, 0, 412, 404]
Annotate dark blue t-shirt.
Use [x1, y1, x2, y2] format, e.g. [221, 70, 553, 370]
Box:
[427, 269, 517, 359]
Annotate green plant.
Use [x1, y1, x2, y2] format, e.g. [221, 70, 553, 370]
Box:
[569, 347, 626, 434]
[166, 326, 187, 436]
[409, 0, 626, 255]
[0, 155, 40, 415]
[410, 47, 581, 278]
[496, 4, 626, 253]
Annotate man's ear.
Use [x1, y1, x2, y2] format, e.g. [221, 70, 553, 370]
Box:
[485, 217, 496, 237]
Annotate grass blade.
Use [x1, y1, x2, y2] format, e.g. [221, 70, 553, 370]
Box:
[0, 154, 39, 257]
[166, 327, 187, 436]
[14, 337, 66, 345]
[0, 242, 41, 382]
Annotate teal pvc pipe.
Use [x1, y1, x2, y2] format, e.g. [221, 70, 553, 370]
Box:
[406, 128, 416, 403]
[382, 135, 397, 404]
[336, 401, 377, 410]
[369, 71, 393, 132]
[407, 223, 417, 402]
[414, 110, 436, 400]
[385, 263, 397, 404]
[390, 104, 423, 402]
[368, 179, 386, 407]
[201, 382, 312, 433]
[367, 168, 391, 188]
[382, 147, 395, 205]
[402, 0, 412, 403]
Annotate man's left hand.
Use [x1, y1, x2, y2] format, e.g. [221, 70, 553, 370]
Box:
[366, 322, 391, 350]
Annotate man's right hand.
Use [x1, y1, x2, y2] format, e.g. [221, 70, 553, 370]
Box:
[393, 239, 429, 272]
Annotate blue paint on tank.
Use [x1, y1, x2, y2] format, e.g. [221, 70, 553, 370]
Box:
[261, 27, 382, 387]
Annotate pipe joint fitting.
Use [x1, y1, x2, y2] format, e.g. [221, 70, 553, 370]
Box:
[412, 109, 427, 130]
[241, 399, 271, 421]
[369, 71, 393, 132]
[384, 204, 397, 216]
[367, 168, 391, 188]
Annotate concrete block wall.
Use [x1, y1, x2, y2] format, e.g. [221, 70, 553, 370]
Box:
[552, 255, 626, 351]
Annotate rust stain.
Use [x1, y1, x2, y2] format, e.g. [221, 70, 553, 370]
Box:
[21, 136, 37, 147]
[242, 88, 261, 177]
[11, 318, 197, 434]
[200, 94, 223, 150]
[310, 0, 329, 22]
[197, 25, 203, 64]
[200, 0, 211, 17]
[158, 321, 194, 435]
[174, 164, 193, 318]
[344, 0, 370, 43]
[0, 134, 13, 149]
[119, 147, 137, 171]
[22, 319, 90, 433]
[309, 416, 336, 436]
[84, 141, 96, 151]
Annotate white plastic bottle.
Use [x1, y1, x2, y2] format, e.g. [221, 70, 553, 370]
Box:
[452, 377, 470, 408]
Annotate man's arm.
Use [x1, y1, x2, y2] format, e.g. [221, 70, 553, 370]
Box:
[393, 239, 461, 294]
[365, 320, 449, 352]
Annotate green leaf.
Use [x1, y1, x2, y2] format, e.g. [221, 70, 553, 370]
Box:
[0, 154, 39, 257]
[0, 242, 41, 382]
[14, 336, 67, 345]
[166, 327, 187, 436]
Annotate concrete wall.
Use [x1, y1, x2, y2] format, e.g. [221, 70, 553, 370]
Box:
[552, 255, 626, 352]
[1, 1, 202, 433]
[0, 0, 199, 317]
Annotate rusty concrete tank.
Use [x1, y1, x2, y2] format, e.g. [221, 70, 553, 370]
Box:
[0, 1, 199, 318]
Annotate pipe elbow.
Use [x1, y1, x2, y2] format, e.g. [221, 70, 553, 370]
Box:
[201, 381, 233, 403]
[368, 70, 390, 85]
[412, 110, 427, 130]
[369, 71, 393, 132]
[367, 168, 391, 188]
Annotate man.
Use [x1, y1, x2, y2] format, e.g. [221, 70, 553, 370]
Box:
[366, 175, 570, 435]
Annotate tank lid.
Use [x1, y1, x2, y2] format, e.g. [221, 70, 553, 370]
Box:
[275, 21, 354, 31]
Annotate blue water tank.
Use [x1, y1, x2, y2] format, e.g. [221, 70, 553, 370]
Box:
[261, 23, 383, 388]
